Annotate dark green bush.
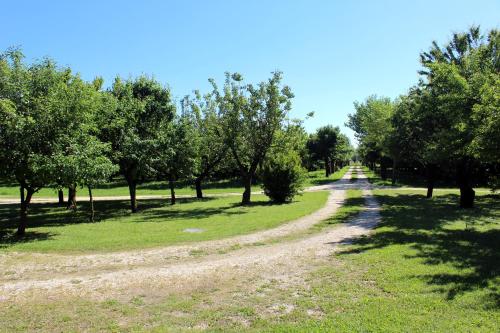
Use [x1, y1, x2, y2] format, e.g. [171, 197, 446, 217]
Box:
[261, 153, 305, 203]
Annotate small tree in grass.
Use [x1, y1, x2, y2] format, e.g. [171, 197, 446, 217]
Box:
[261, 151, 305, 203]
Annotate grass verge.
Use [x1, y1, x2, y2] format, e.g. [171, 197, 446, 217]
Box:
[302, 166, 349, 188]
[0, 192, 329, 253]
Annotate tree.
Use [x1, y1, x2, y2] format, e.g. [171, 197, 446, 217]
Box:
[307, 125, 339, 177]
[346, 95, 394, 179]
[212, 72, 294, 204]
[1, 50, 65, 234]
[417, 26, 498, 207]
[331, 132, 353, 171]
[102, 76, 175, 212]
[181, 91, 227, 199]
[153, 115, 197, 205]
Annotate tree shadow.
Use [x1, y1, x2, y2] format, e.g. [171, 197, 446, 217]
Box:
[0, 194, 281, 248]
[339, 193, 500, 308]
[0, 230, 55, 249]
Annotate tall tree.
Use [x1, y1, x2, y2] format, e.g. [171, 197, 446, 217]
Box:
[102, 76, 175, 212]
[154, 115, 197, 205]
[181, 91, 227, 199]
[212, 72, 294, 204]
[417, 26, 498, 207]
[0, 49, 101, 234]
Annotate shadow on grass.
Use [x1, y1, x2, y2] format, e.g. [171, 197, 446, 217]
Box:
[321, 193, 365, 227]
[340, 192, 500, 308]
[0, 230, 56, 248]
[93, 177, 252, 192]
[0, 197, 229, 244]
[0, 195, 289, 248]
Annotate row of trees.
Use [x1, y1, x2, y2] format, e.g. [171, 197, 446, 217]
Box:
[347, 26, 499, 207]
[306, 125, 353, 177]
[0, 48, 353, 235]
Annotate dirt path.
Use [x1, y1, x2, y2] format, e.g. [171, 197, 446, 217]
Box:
[0, 167, 381, 301]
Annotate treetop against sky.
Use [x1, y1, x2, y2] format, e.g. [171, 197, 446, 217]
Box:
[0, 0, 499, 144]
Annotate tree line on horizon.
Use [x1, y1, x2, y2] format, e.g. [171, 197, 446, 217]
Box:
[0, 49, 353, 235]
[347, 26, 499, 208]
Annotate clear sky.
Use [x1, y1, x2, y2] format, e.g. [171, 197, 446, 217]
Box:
[1, 0, 499, 144]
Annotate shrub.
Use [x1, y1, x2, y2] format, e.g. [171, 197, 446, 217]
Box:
[261, 152, 305, 203]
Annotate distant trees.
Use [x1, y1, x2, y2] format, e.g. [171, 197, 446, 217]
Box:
[350, 26, 499, 208]
[346, 95, 394, 180]
[306, 125, 353, 176]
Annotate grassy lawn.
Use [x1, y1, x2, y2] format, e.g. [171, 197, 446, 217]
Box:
[255, 189, 499, 332]
[0, 189, 498, 331]
[0, 167, 349, 199]
[0, 178, 261, 199]
[2, 189, 498, 331]
[302, 166, 349, 187]
[0, 192, 329, 253]
[363, 166, 494, 194]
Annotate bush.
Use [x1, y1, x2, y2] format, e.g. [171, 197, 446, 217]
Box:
[261, 153, 305, 203]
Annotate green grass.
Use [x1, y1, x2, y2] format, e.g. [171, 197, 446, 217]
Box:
[254, 190, 500, 332]
[1, 190, 498, 331]
[363, 166, 494, 194]
[0, 168, 348, 199]
[0, 178, 261, 199]
[0, 192, 329, 253]
[302, 166, 349, 187]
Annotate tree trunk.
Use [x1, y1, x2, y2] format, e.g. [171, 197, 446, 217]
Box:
[242, 175, 252, 205]
[195, 177, 203, 199]
[88, 186, 95, 222]
[58, 189, 64, 205]
[391, 160, 397, 186]
[457, 160, 475, 208]
[324, 157, 330, 177]
[128, 180, 138, 213]
[169, 176, 176, 205]
[17, 186, 34, 236]
[426, 164, 435, 199]
[67, 185, 77, 210]
[380, 162, 387, 180]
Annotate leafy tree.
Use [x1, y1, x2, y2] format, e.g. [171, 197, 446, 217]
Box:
[346, 95, 394, 179]
[212, 72, 294, 204]
[181, 91, 227, 198]
[331, 133, 353, 171]
[307, 125, 339, 177]
[51, 135, 117, 221]
[153, 115, 197, 205]
[417, 26, 498, 207]
[102, 76, 175, 212]
[1, 50, 72, 234]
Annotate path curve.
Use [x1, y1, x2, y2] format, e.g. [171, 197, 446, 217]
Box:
[0, 167, 381, 301]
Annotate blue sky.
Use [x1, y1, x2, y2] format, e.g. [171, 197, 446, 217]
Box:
[1, 0, 499, 145]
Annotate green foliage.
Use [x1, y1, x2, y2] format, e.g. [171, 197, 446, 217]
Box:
[346, 95, 394, 166]
[211, 71, 294, 203]
[261, 152, 305, 203]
